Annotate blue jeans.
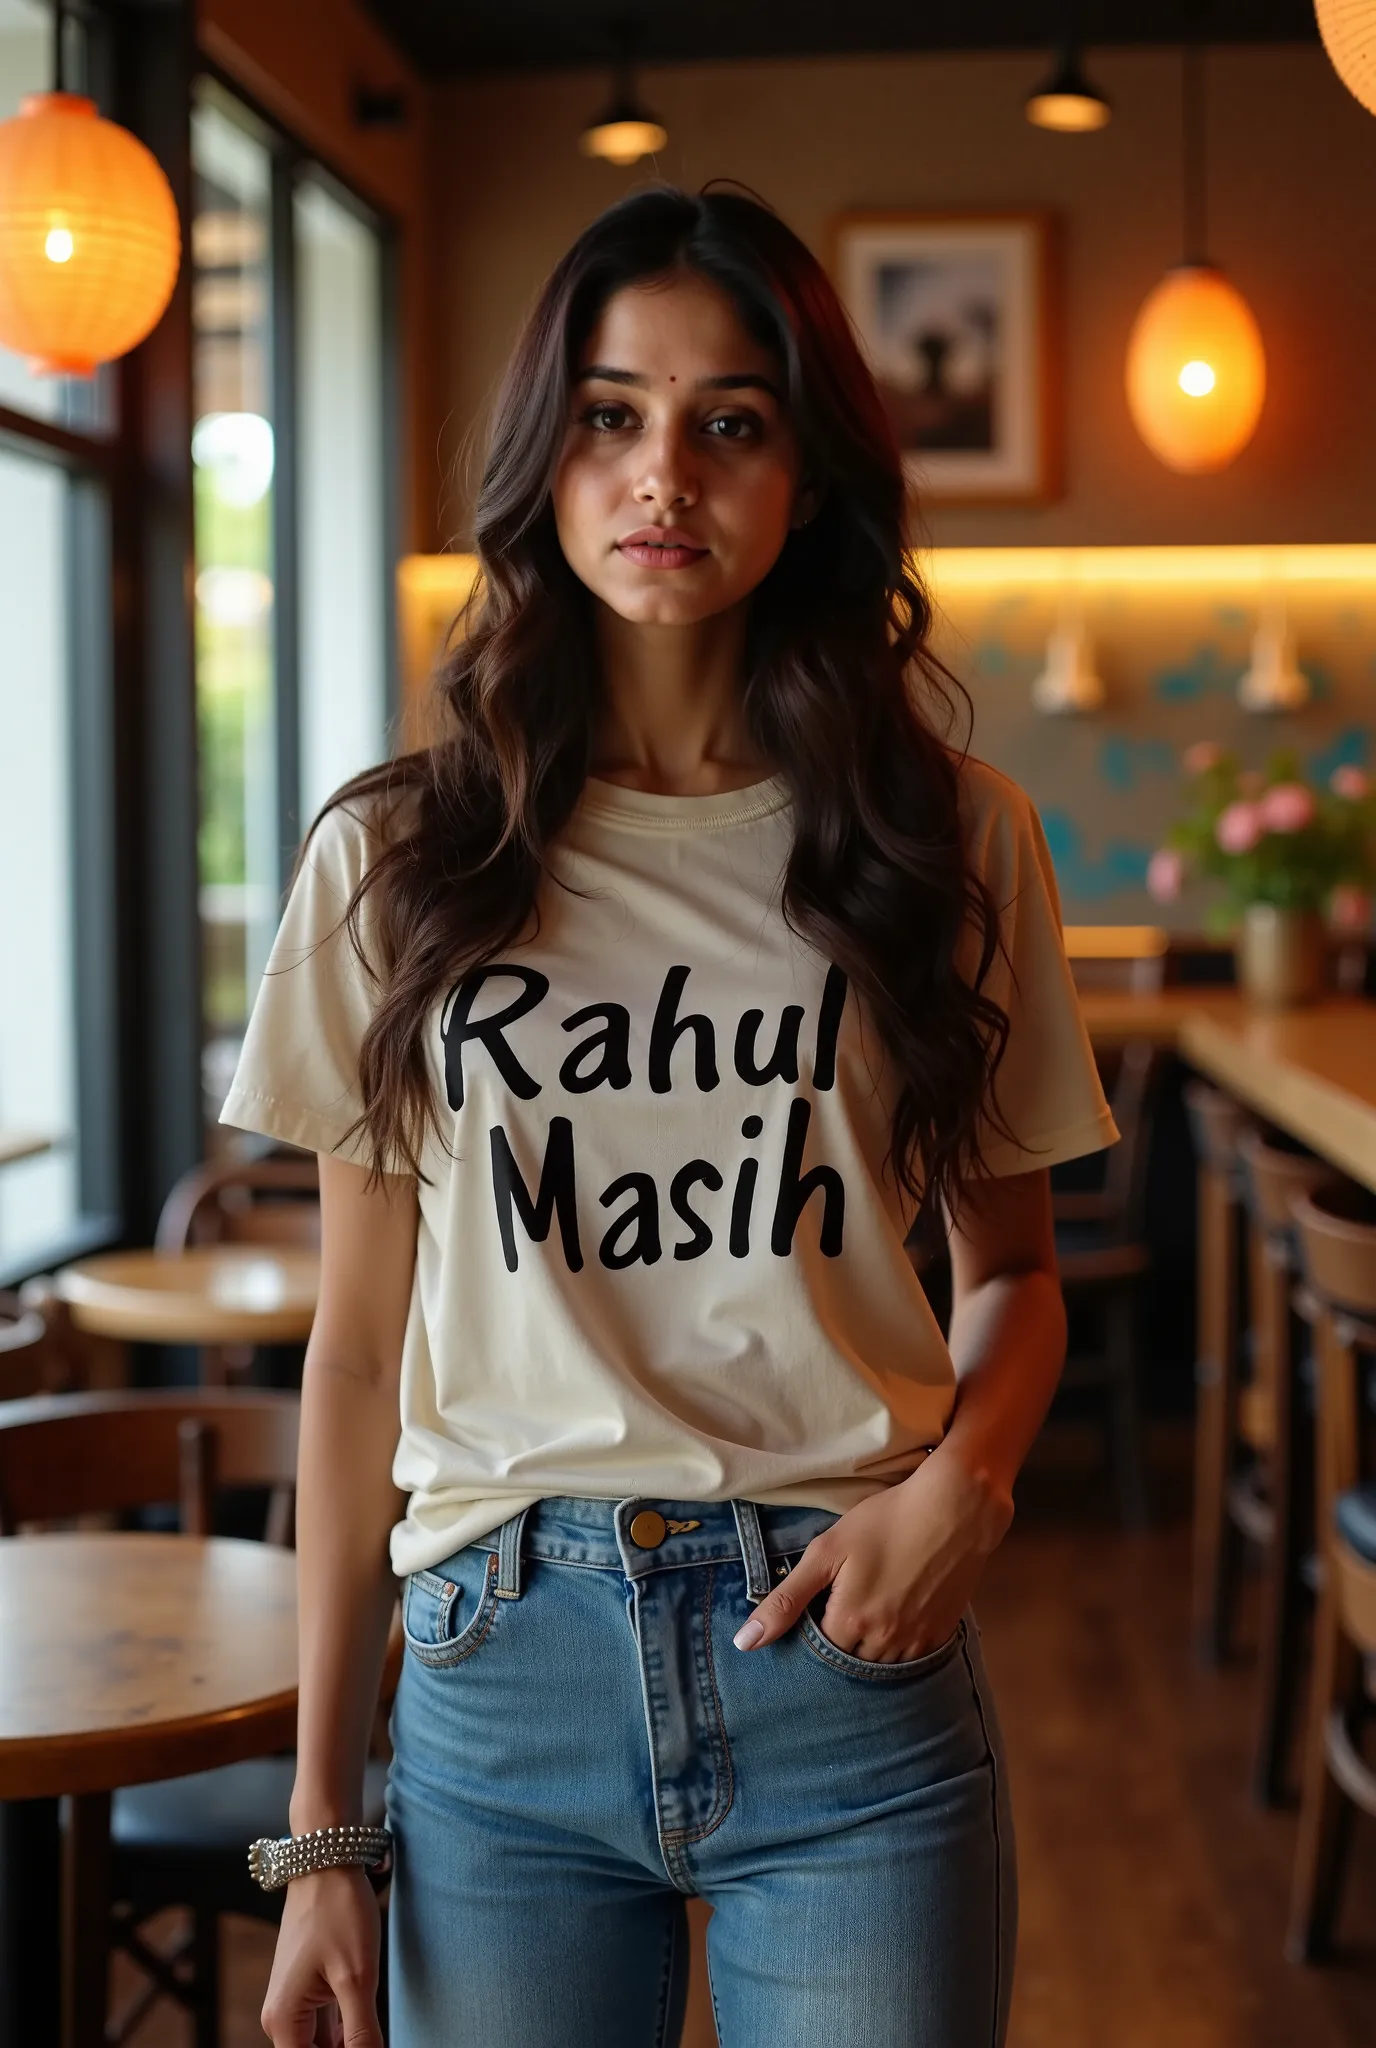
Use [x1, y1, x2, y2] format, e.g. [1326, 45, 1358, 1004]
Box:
[385, 1494, 1016, 2047]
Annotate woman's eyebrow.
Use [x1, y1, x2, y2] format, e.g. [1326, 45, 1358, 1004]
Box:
[575, 365, 782, 401]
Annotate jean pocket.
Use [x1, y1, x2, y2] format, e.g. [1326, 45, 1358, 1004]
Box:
[401, 1548, 501, 1669]
[773, 1553, 965, 1684]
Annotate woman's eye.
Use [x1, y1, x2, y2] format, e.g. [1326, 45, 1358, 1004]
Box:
[582, 402, 631, 431]
[704, 413, 758, 441]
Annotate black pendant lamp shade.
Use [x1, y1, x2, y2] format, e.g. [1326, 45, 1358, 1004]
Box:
[1026, 42, 1112, 131]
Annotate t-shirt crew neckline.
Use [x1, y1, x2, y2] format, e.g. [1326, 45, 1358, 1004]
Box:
[577, 770, 793, 831]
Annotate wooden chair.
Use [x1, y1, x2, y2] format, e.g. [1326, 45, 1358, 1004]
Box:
[1231, 1132, 1335, 1804]
[155, 1152, 320, 1253]
[1286, 1183, 1376, 1962]
[1184, 1082, 1255, 1663]
[0, 1288, 54, 1401]
[1063, 924, 1169, 994]
[1053, 1037, 1160, 1527]
[156, 1151, 320, 1386]
[0, 1390, 395, 2047]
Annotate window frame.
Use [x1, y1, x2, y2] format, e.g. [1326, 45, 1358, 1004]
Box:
[194, 65, 402, 898]
[0, 15, 401, 1283]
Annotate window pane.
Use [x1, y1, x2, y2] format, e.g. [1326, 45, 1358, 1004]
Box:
[295, 175, 388, 829]
[191, 85, 278, 1099]
[0, 448, 77, 1268]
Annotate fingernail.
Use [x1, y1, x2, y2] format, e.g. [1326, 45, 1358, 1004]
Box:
[733, 1617, 765, 1650]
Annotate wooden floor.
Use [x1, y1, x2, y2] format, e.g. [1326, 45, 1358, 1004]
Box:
[113, 1424, 1376, 2046]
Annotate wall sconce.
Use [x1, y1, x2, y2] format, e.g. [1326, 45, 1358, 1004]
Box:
[1031, 611, 1106, 715]
[1237, 600, 1310, 714]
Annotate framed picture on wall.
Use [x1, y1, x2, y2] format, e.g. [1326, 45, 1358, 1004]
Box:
[831, 211, 1060, 504]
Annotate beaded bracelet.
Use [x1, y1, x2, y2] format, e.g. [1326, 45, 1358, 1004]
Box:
[247, 1822, 393, 1892]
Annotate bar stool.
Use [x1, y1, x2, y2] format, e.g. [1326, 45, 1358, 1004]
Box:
[1234, 1130, 1333, 1806]
[1286, 1181, 1376, 1961]
[1184, 1081, 1254, 1662]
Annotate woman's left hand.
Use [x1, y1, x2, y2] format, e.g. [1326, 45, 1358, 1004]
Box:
[731, 1446, 1014, 1663]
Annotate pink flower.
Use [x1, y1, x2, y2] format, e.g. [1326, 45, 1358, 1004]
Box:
[1216, 801, 1263, 854]
[1259, 781, 1316, 834]
[1146, 848, 1186, 902]
[1330, 765, 1370, 801]
[1182, 741, 1224, 776]
[1329, 885, 1372, 933]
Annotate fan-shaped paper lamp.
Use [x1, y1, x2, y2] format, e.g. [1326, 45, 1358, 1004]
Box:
[1315, 0, 1376, 116]
[0, 92, 181, 376]
[1125, 263, 1266, 473]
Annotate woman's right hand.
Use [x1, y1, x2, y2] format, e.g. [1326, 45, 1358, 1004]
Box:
[260, 1866, 384, 2047]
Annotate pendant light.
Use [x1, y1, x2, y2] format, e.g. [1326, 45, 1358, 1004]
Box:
[579, 23, 667, 167]
[1026, 11, 1112, 132]
[0, 1, 180, 377]
[1315, 0, 1376, 116]
[1125, 42, 1265, 474]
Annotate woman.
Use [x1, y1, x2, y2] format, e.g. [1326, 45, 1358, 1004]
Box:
[228, 184, 1117, 2048]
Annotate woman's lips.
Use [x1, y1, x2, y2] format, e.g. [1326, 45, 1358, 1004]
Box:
[616, 540, 710, 570]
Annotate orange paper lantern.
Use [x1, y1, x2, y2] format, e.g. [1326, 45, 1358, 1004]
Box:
[1315, 0, 1376, 117]
[0, 92, 181, 376]
[1125, 263, 1266, 473]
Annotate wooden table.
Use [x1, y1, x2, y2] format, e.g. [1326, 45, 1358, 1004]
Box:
[52, 1246, 319, 1346]
[0, 1533, 298, 2048]
[1078, 990, 1376, 1193]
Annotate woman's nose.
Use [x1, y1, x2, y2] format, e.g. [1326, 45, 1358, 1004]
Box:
[632, 419, 699, 511]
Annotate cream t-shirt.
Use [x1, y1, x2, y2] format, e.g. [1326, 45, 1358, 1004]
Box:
[221, 755, 1118, 1577]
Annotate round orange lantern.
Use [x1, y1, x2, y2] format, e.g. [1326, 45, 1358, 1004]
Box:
[0, 92, 181, 376]
[1125, 262, 1266, 474]
[1315, 0, 1376, 117]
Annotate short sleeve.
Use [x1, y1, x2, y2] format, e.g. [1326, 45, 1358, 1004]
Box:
[958, 760, 1120, 1177]
[218, 800, 392, 1169]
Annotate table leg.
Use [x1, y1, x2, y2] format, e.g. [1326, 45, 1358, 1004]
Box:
[60, 1791, 110, 2048]
[0, 1798, 61, 2048]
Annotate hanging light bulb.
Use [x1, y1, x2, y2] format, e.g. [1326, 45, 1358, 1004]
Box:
[1026, 45, 1112, 132]
[1125, 43, 1265, 473]
[579, 25, 667, 167]
[1126, 265, 1266, 472]
[1314, 0, 1376, 117]
[0, 5, 180, 378]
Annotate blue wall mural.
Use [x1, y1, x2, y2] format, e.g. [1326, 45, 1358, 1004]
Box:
[932, 584, 1376, 928]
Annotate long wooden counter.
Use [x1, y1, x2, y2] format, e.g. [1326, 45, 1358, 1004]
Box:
[1077, 990, 1376, 1193]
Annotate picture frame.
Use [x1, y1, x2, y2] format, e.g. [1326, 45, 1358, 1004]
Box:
[830, 211, 1061, 505]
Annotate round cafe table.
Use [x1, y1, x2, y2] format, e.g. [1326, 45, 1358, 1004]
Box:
[53, 1246, 320, 1348]
[0, 1533, 298, 2048]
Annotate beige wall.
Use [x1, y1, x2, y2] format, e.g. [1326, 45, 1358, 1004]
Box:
[430, 45, 1376, 549]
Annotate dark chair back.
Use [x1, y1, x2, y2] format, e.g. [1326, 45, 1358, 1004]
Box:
[0, 1289, 52, 1401]
[156, 1154, 320, 1253]
[0, 1388, 299, 1540]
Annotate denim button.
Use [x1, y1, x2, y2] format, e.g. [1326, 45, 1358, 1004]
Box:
[629, 1510, 667, 1548]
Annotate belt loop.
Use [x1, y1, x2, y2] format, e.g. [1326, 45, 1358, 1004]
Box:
[494, 1506, 532, 1600]
[731, 1499, 773, 1603]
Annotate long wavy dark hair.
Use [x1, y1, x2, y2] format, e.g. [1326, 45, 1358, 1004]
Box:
[312, 183, 1013, 1240]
